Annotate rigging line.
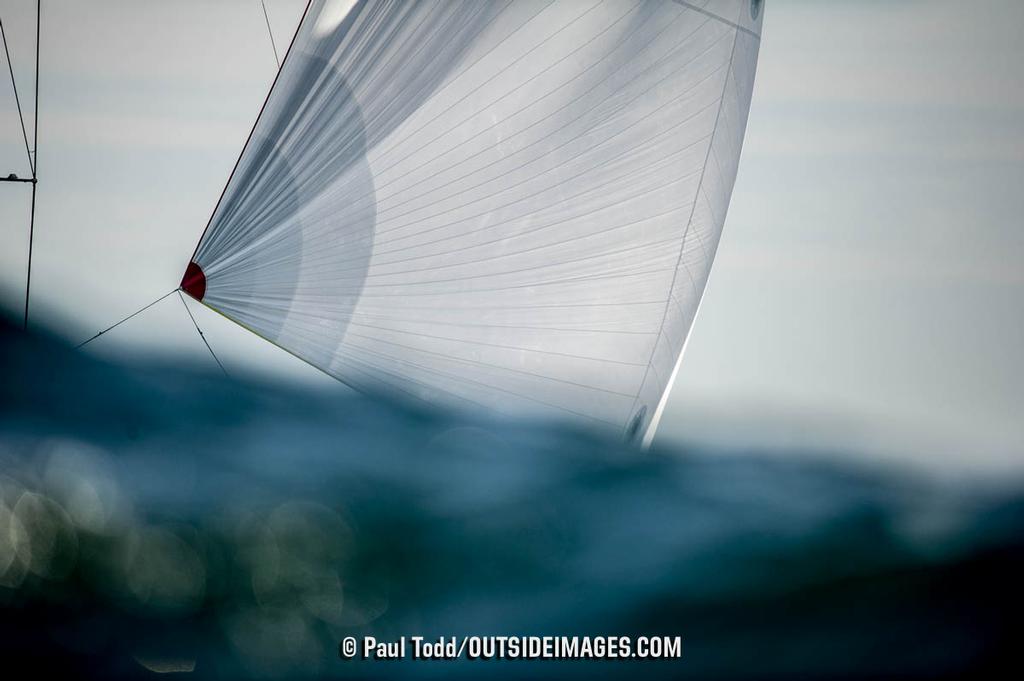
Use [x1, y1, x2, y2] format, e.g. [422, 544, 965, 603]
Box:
[23, 0, 40, 332]
[25, 171, 36, 332]
[259, 0, 280, 69]
[178, 290, 229, 377]
[0, 18, 33, 173]
[188, 0, 311, 265]
[32, 0, 38, 160]
[75, 289, 178, 348]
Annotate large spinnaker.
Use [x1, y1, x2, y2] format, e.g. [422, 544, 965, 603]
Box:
[184, 0, 763, 441]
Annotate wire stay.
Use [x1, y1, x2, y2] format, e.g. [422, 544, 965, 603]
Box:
[0, 17, 33, 174]
[178, 290, 229, 377]
[23, 0, 40, 331]
[76, 288, 178, 348]
[260, 0, 280, 69]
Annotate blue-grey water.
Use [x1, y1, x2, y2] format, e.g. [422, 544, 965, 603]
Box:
[0, 315, 1019, 679]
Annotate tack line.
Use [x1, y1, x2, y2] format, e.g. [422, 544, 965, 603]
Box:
[178, 290, 229, 377]
[75, 289, 179, 348]
[74, 288, 229, 379]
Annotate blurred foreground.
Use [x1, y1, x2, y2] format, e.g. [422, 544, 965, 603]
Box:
[0, 315, 1019, 679]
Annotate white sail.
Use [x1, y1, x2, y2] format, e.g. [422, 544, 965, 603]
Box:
[183, 0, 763, 440]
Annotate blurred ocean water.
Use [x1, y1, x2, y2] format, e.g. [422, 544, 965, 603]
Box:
[0, 315, 1019, 679]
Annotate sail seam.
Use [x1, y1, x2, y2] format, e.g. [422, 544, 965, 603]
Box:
[670, 0, 760, 40]
[626, 17, 742, 433]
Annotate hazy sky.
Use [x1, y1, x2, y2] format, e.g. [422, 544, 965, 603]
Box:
[1, 1, 1021, 476]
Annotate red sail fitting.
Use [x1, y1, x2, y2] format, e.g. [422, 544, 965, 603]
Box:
[180, 262, 206, 301]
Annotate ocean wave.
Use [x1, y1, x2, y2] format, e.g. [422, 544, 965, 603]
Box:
[0, 315, 1019, 679]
